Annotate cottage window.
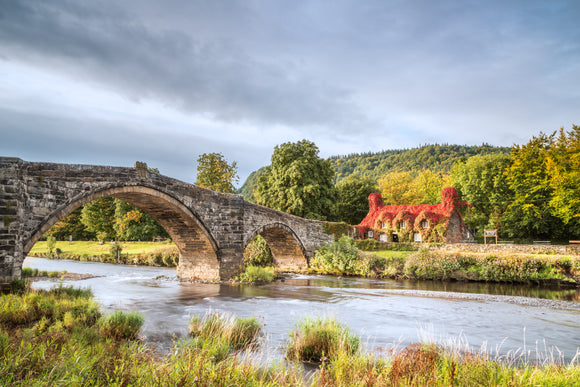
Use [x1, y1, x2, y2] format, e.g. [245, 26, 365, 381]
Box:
[398, 221, 405, 229]
[379, 233, 387, 242]
[367, 230, 374, 238]
[414, 232, 422, 242]
[381, 222, 388, 229]
[421, 220, 429, 229]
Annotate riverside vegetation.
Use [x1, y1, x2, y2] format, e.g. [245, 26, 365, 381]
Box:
[311, 236, 580, 287]
[2, 284, 580, 386]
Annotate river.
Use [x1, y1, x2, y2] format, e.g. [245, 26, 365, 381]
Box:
[23, 257, 580, 363]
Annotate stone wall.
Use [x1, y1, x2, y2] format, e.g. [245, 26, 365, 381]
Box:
[0, 157, 331, 283]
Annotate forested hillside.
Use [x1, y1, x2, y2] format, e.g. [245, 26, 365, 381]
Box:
[329, 144, 510, 183]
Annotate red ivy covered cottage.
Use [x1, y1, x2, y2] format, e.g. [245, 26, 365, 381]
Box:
[356, 187, 471, 243]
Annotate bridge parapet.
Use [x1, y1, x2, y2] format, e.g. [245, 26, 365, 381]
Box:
[0, 157, 331, 283]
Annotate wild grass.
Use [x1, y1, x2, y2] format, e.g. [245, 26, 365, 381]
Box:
[285, 316, 361, 363]
[29, 240, 179, 267]
[2, 287, 580, 386]
[188, 312, 262, 361]
[238, 265, 277, 283]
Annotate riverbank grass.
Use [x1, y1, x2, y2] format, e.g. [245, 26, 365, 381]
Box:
[2, 286, 580, 385]
[29, 240, 179, 266]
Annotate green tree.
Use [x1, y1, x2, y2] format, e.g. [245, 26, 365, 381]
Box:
[45, 207, 95, 240]
[503, 133, 565, 239]
[195, 152, 239, 193]
[414, 170, 450, 204]
[333, 174, 378, 225]
[114, 200, 169, 241]
[451, 154, 513, 237]
[546, 126, 580, 237]
[255, 140, 337, 220]
[80, 197, 117, 241]
[377, 171, 419, 205]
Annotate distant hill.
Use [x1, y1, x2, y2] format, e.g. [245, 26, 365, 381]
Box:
[329, 144, 510, 183]
[238, 144, 510, 200]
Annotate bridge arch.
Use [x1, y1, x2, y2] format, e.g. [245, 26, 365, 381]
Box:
[26, 185, 220, 281]
[245, 222, 308, 270]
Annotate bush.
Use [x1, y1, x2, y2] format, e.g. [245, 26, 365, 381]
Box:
[312, 236, 361, 274]
[46, 236, 56, 256]
[109, 242, 123, 261]
[99, 310, 144, 341]
[239, 265, 277, 283]
[243, 235, 273, 267]
[286, 317, 360, 362]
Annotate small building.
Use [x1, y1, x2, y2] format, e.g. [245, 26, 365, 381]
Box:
[356, 187, 471, 243]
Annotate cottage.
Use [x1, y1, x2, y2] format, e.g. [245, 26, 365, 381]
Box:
[356, 187, 471, 243]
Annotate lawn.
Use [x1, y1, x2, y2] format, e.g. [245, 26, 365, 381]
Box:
[29, 240, 175, 257]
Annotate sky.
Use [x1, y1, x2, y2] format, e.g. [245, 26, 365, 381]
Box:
[1, 0, 579, 186]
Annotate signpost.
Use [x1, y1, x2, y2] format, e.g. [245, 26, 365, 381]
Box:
[484, 229, 497, 245]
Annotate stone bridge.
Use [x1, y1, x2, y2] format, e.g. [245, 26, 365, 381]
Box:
[0, 157, 332, 284]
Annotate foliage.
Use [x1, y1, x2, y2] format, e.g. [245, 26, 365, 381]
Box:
[329, 143, 510, 183]
[3, 288, 580, 385]
[188, 312, 262, 358]
[44, 207, 95, 240]
[323, 221, 356, 240]
[451, 153, 513, 238]
[312, 236, 361, 274]
[333, 174, 378, 224]
[503, 132, 566, 239]
[114, 199, 168, 241]
[238, 265, 277, 283]
[46, 235, 56, 256]
[285, 316, 360, 362]
[30, 240, 179, 267]
[195, 152, 239, 193]
[99, 310, 144, 341]
[109, 241, 122, 259]
[80, 197, 117, 241]
[378, 169, 450, 206]
[255, 139, 337, 220]
[243, 235, 273, 267]
[237, 166, 267, 202]
[546, 126, 580, 235]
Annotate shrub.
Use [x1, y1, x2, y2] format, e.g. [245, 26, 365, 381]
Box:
[109, 242, 123, 261]
[312, 236, 360, 274]
[243, 235, 273, 267]
[286, 317, 360, 362]
[239, 265, 277, 283]
[21, 267, 33, 277]
[46, 235, 57, 256]
[99, 310, 144, 341]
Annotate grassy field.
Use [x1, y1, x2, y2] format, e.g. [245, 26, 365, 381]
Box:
[29, 240, 179, 267]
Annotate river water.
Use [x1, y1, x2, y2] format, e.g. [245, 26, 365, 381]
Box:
[23, 257, 580, 363]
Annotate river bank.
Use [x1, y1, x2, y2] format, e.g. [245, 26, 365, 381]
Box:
[2, 285, 579, 386]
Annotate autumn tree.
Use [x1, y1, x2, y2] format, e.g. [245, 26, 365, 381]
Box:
[333, 174, 378, 225]
[45, 207, 95, 240]
[503, 132, 565, 239]
[377, 170, 447, 206]
[255, 140, 337, 220]
[195, 152, 239, 193]
[546, 126, 580, 237]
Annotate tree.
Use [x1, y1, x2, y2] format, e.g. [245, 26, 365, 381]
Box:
[377, 171, 419, 205]
[334, 174, 378, 225]
[195, 152, 239, 193]
[80, 197, 117, 241]
[45, 207, 95, 240]
[503, 133, 565, 239]
[451, 154, 513, 237]
[114, 200, 169, 241]
[255, 140, 337, 220]
[546, 126, 580, 237]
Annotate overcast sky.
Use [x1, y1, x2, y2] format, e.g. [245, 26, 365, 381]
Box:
[1, 0, 579, 185]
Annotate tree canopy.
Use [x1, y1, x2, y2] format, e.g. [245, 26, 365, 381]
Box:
[255, 140, 336, 220]
[333, 174, 378, 225]
[195, 152, 239, 193]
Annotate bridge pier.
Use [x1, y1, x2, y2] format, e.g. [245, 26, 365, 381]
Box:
[0, 157, 332, 285]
